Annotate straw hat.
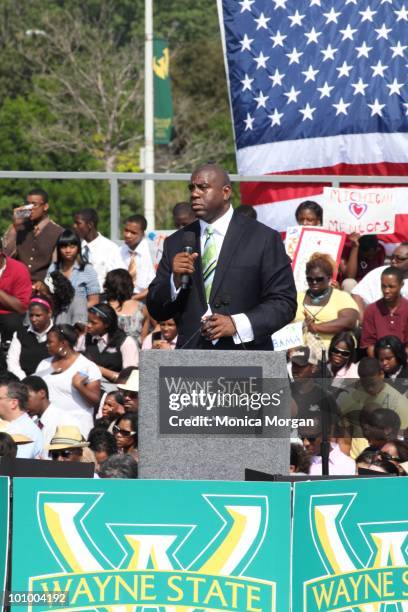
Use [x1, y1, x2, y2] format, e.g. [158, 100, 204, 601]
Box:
[0, 419, 33, 445]
[47, 425, 89, 451]
[117, 369, 139, 392]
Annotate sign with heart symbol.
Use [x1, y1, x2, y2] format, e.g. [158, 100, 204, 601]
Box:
[349, 201, 367, 219]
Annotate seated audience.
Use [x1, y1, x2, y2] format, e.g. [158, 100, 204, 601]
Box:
[104, 269, 144, 346]
[33, 271, 88, 326]
[327, 331, 359, 390]
[359, 406, 401, 449]
[374, 335, 408, 397]
[117, 369, 139, 412]
[0, 380, 43, 459]
[0, 431, 18, 458]
[295, 253, 359, 355]
[142, 318, 178, 350]
[83, 304, 139, 384]
[339, 234, 385, 292]
[98, 390, 125, 425]
[88, 428, 117, 472]
[300, 415, 356, 476]
[289, 443, 311, 475]
[23, 375, 71, 451]
[7, 297, 53, 379]
[295, 200, 323, 226]
[35, 325, 101, 437]
[381, 440, 408, 475]
[98, 453, 138, 479]
[351, 242, 408, 314]
[48, 229, 100, 306]
[356, 448, 400, 475]
[361, 267, 408, 356]
[112, 412, 138, 461]
[47, 425, 94, 463]
[119, 215, 155, 301]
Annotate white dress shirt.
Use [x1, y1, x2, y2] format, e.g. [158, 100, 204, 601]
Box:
[6, 412, 43, 459]
[82, 233, 125, 289]
[171, 206, 254, 344]
[36, 402, 73, 452]
[7, 322, 53, 380]
[119, 238, 155, 293]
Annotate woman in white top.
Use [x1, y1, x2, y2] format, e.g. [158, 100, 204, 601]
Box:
[35, 324, 101, 437]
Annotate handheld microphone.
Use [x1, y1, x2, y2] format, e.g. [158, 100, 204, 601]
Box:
[180, 231, 196, 290]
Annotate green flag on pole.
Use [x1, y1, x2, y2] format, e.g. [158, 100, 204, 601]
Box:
[153, 38, 173, 144]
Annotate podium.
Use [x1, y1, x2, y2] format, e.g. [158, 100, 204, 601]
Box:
[139, 350, 290, 480]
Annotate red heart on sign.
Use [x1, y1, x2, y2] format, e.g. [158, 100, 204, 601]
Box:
[349, 202, 367, 219]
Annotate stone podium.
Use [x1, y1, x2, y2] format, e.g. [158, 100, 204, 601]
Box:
[138, 350, 290, 480]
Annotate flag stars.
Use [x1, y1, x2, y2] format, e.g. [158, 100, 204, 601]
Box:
[371, 60, 388, 77]
[351, 78, 369, 96]
[254, 90, 269, 108]
[299, 103, 316, 121]
[288, 10, 305, 27]
[254, 50, 269, 69]
[302, 65, 319, 82]
[336, 61, 353, 78]
[286, 47, 303, 64]
[270, 30, 287, 47]
[310, 0, 321, 6]
[284, 86, 301, 104]
[269, 68, 285, 87]
[390, 41, 407, 58]
[323, 7, 341, 24]
[304, 27, 321, 44]
[333, 98, 351, 115]
[375, 24, 392, 39]
[240, 73, 254, 91]
[244, 112, 254, 130]
[317, 81, 334, 98]
[394, 6, 408, 21]
[356, 41, 372, 58]
[240, 33, 254, 52]
[321, 44, 337, 61]
[340, 24, 357, 41]
[368, 99, 385, 116]
[273, 0, 287, 8]
[386, 79, 403, 95]
[359, 6, 377, 22]
[268, 108, 284, 126]
[239, 0, 255, 13]
[254, 12, 271, 30]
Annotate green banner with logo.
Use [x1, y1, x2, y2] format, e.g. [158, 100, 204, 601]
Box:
[0, 477, 9, 612]
[292, 477, 408, 611]
[11, 478, 291, 611]
[154, 38, 173, 144]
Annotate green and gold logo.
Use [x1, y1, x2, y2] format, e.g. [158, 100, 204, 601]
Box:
[305, 493, 408, 611]
[30, 492, 275, 611]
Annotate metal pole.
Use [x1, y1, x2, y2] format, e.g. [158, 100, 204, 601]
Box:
[144, 0, 155, 231]
[110, 176, 120, 241]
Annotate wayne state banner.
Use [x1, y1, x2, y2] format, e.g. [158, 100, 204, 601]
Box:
[0, 477, 9, 612]
[292, 477, 408, 612]
[11, 478, 291, 611]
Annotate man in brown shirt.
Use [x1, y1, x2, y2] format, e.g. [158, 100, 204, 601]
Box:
[3, 188, 63, 282]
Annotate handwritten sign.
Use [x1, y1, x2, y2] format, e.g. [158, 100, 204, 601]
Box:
[323, 187, 395, 235]
[291, 227, 346, 292]
[272, 321, 304, 351]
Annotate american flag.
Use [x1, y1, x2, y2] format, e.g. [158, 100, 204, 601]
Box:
[218, 0, 408, 242]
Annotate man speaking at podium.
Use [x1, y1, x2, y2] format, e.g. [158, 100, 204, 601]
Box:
[147, 164, 297, 350]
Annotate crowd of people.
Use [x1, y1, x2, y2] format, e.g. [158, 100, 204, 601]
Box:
[0, 177, 407, 478]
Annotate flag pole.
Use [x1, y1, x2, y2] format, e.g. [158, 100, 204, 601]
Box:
[144, 0, 155, 231]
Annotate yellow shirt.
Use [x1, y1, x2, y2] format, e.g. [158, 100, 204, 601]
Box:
[295, 288, 359, 349]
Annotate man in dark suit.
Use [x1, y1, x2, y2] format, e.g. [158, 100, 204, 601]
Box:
[147, 164, 297, 349]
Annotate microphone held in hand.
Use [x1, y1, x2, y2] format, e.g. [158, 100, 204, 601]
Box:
[180, 231, 196, 290]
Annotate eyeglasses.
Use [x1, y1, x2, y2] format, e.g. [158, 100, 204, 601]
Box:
[331, 347, 351, 357]
[306, 276, 326, 284]
[50, 449, 78, 460]
[390, 254, 408, 263]
[113, 425, 136, 437]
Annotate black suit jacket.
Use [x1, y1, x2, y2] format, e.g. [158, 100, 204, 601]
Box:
[147, 211, 297, 349]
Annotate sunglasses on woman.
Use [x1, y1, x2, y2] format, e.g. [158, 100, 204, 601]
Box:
[306, 276, 326, 284]
[113, 425, 136, 437]
[330, 347, 351, 357]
